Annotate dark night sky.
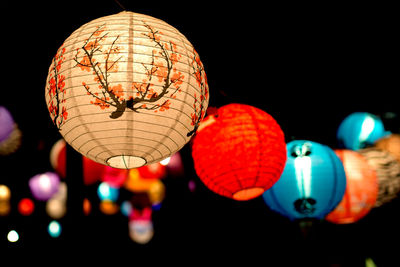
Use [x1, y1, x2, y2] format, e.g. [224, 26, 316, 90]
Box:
[0, 1, 399, 264]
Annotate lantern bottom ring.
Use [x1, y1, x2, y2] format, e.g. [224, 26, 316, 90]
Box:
[232, 187, 265, 201]
[106, 155, 147, 169]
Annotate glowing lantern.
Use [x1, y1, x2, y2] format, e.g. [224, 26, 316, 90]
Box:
[191, 103, 286, 201]
[263, 140, 346, 220]
[0, 106, 21, 155]
[325, 150, 378, 224]
[83, 198, 91, 216]
[0, 185, 11, 216]
[48, 220, 62, 238]
[0, 185, 11, 201]
[18, 198, 35, 216]
[29, 172, 60, 201]
[99, 200, 119, 215]
[50, 139, 105, 185]
[375, 134, 400, 163]
[337, 112, 388, 150]
[46, 182, 67, 219]
[359, 148, 400, 207]
[129, 207, 154, 244]
[45, 11, 209, 169]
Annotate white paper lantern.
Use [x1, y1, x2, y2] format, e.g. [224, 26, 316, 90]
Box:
[45, 11, 209, 169]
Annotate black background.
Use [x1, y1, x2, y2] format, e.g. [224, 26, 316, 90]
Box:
[0, 1, 399, 265]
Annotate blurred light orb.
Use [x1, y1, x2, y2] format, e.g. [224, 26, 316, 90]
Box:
[192, 103, 287, 201]
[83, 198, 91, 216]
[160, 157, 171, 166]
[29, 172, 60, 201]
[18, 198, 35, 216]
[46, 198, 67, 219]
[99, 200, 119, 215]
[48, 220, 62, 238]
[129, 220, 154, 244]
[121, 200, 133, 217]
[7, 230, 19, 243]
[263, 140, 347, 220]
[97, 182, 119, 202]
[337, 112, 388, 150]
[325, 150, 378, 224]
[0, 184, 11, 201]
[0, 106, 14, 142]
[0, 201, 11, 216]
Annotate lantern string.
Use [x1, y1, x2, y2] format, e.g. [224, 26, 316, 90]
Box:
[114, 0, 127, 11]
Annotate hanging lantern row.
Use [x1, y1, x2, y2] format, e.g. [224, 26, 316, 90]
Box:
[39, 10, 399, 231]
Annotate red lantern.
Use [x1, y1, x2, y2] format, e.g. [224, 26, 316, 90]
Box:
[326, 150, 378, 224]
[50, 139, 105, 185]
[191, 103, 286, 201]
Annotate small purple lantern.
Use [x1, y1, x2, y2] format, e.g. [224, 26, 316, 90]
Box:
[0, 106, 22, 155]
[29, 172, 61, 201]
[0, 106, 14, 142]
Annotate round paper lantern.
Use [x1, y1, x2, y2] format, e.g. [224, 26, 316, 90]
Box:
[375, 134, 400, 163]
[263, 140, 346, 220]
[359, 147, 400, 207]
[29, 172, 60, 201]
[45, 11, 209, 169]
[325, 150, 378, 224]
[0, 106, 22, 156]
[337, 112, 388, 150]
[191, 103, 286, 201]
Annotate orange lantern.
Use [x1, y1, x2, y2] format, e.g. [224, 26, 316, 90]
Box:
[359, 147, 400, 207]
[375, 134, 400, 163]
[325, 150, 378, 224]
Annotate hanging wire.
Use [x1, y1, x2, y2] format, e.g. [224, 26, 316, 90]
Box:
[114, 0, 127, 11]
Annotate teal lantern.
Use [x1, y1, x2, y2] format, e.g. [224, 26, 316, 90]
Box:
[337, 112, 388, 150]
[263, 140, 346, 220]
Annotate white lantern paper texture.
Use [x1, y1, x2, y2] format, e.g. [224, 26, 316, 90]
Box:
[45, 11, 209, 169]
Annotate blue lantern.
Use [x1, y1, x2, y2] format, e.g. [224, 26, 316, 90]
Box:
[337, 112, 388, 150]
[262, 140, 346, 220]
